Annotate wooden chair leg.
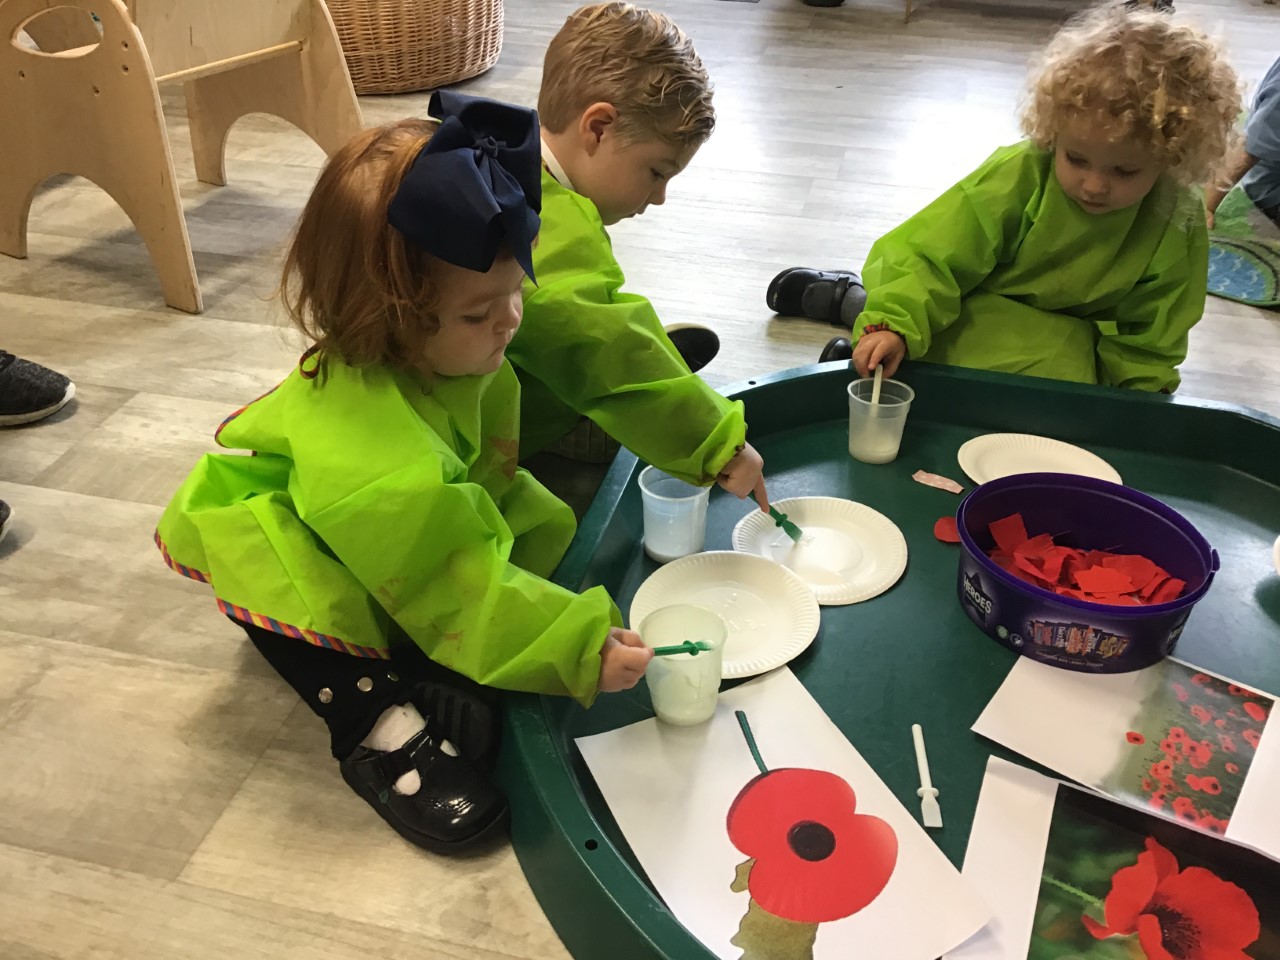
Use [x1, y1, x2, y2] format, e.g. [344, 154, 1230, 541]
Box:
[0, 0, 202, 312]
[184, 0, 363, 186]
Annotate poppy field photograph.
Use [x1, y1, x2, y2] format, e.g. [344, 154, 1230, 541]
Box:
[1100, 661, 1274, 836]
[1028, 783, 1279, 960]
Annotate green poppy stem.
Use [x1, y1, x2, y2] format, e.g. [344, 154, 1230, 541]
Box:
[736, 710, 768, 775]
[1040, 873, 1103, 908]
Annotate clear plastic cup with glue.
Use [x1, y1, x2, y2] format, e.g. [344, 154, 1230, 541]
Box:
[638, 466, 711, 563]
[639, 604, 727, 726]
[848, 377, 915, 464]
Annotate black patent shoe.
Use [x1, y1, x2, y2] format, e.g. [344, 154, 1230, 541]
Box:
[340, 727, 508, 854]
[819, 336, 853, 363]
[411, 679, 501, 771]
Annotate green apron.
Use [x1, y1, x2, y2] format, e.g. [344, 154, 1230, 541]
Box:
[156, 358, 619, 706]
[508, 170, 748, 484]
[860, 142, 1208, 392]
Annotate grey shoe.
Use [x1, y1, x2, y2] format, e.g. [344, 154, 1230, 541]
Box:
[0, 352, 75, 426]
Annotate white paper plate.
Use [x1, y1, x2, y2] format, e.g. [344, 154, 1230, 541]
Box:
[731, 497, 908, 606]
[1273, 534, 1280, 576]
[629, 551, 820, 679]
[957, 433, 1122, 486]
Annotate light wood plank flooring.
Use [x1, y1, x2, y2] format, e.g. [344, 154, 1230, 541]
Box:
[1, 0, 1277, 955]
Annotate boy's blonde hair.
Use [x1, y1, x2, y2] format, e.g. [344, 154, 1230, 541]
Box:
[1022, 4, 1241, 184]
[538, 2, 715, 147]
[280, 119, 447, 372]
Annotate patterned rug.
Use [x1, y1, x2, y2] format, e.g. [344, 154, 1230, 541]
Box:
[1208, 186, 1280, 308]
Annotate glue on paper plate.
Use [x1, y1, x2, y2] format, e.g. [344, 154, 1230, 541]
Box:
[629, 552, 820, 679]
[732, 497, 908, 605]
[957, 433, 1122, 486]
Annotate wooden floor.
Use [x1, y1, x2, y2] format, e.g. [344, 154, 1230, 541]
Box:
[1, 0, 1277, 955]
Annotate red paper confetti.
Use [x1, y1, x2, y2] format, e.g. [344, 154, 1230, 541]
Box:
[933, 516, 961, 543]
[982, 513, 1184, 607]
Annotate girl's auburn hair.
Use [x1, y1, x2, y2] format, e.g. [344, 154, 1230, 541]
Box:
[279, 119, 444, 372]
[1021, 3, 1241, 185]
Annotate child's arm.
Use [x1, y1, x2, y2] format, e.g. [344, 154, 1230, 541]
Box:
[308, 466, 625, 706]
[517, 275, 746, 485]
[1095, 207, 1209, 393]
[1204, 145, 1259, 227]
[856, 146, 1036, 360]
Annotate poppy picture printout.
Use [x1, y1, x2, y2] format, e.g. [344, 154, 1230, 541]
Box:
[950, 758, 1279, 960]
[576, 668, 991, 960]
[973, 658, 1280, 859]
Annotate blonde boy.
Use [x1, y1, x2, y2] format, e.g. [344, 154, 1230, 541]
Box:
[506, 2, 767, 504]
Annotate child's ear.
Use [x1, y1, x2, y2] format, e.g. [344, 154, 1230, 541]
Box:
[579, 102, 620, 155]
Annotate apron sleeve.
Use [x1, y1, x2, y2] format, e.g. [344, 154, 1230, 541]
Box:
[306, 458, 620, 707]
[859, 146, 1038, 358]
[1096, 205, 1208, 393]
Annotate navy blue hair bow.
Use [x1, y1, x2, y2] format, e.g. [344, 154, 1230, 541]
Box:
[388, 90, 542, 280]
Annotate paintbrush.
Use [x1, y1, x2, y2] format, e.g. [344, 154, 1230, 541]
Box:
[748, 492, 803, 544]
[912, 723, 943, 829]
[650, 640, 713, 657]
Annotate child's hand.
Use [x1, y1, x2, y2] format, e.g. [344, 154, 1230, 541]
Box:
[853, 331, 907, 379]
[598, 627, 653, 692]
[717, 443, 769, 511]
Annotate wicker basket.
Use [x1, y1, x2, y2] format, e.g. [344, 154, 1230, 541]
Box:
[326, 0, 503, 95]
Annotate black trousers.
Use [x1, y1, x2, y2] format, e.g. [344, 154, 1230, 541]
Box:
[241, 620, 419, 758]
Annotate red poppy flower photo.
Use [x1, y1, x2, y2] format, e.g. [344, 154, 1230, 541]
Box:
[1127, 731, 1146, 745]
[1191, 705, 1212, 724]
[727, 768, 898, 924]
[1244, 702, 1268, 723]
[1030, 783, 1276, 960]
[1226, 762, 1240, 775]
[1243, 729, 1261, 750]
[1082, 837, 1261, 959]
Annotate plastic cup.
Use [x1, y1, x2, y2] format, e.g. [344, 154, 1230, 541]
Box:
[638, 466, 710, 563]
[848, 377, 915, 464]
[639, 604, 727, 725]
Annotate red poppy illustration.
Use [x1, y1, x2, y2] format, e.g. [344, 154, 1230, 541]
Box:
[1184, 774, 1201, 791]
[1216, 718, 1227, 729]
[1171, 796, 1200, 823]
[1083, 837, 1260, 959]
[1199, 777, 1222, 796]
[1198, 814, 1229, 835]
[1148, 793, 1166, 811]
[1191, 673, 1213, 686]
[1173, 683, 1189, 702]
[1190, 705, 1212, 724]
[1226, 762, 1240, 775]
[726, 710, 898, 932]
[1127, 731, 1146, 745]
[1150, 760, 1174, 782]
[1243, 729, 1261, 750]
[1218, 734, 1236, 752]
[1228, 684, 1260, 698]
[1167, 727, 1189, 743]
[1243, 701, 1267, 723]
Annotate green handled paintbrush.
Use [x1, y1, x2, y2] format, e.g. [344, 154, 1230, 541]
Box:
[749, 492, 803, 544]
[650, 640, 713, 657]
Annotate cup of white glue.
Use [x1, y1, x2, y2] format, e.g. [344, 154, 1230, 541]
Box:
[848, 377, 915, 464]
[638, 466, 711, 563]
[640, 604, 726, 726]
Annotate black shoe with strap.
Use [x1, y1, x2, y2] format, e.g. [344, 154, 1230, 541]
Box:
[340, 726, 508, 855]
[766, 268, 867, 328]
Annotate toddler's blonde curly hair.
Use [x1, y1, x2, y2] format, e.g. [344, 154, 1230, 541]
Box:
[1022, 4, 1241, 184]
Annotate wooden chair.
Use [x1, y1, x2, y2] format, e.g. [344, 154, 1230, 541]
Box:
[0, 0, 364, 313]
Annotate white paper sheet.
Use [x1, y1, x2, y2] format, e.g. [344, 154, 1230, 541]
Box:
[576, 668, 991, 960]
[974, 657, 1280, 859]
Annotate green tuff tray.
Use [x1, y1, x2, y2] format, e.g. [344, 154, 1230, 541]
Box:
[497, 361, 1280, 960]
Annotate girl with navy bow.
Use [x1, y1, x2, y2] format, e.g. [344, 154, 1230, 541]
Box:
[154, 93, 652, 854]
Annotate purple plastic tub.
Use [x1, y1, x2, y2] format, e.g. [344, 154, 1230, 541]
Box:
[955, 473, 1219, 673]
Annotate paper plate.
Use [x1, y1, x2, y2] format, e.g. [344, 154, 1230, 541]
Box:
[1273, 534, 1280, 576]
[629, 551, 820, 679]
[957, 433, 1122, 486]
[731, 497, 908, 605]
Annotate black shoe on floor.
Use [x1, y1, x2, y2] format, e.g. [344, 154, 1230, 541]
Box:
[819, 336, 853, 364]
[665, 323, 720, 374]
[0, 351, 75, 426]
[411, 678, 501, 771]
[340, 726, 508, 855]
[766, 268, 866, 328]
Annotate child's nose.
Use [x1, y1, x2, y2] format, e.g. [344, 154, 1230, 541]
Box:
[1082, 173, 1109, 197]
[499, 293, 523, 332]
[650, 182, 668, 206]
